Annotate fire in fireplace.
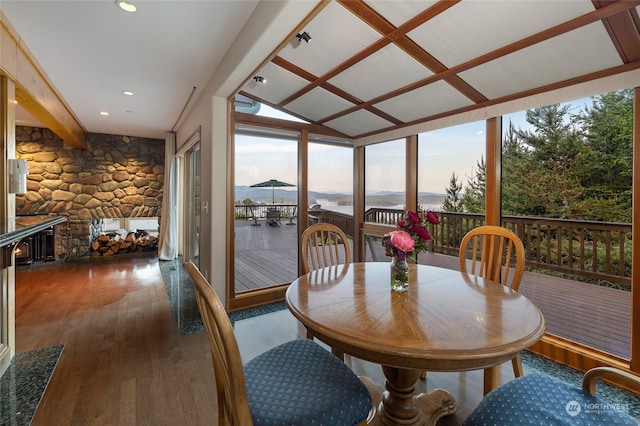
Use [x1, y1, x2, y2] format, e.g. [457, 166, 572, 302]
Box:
[15, 229, 56, 265]
[15, 237, 32, 265]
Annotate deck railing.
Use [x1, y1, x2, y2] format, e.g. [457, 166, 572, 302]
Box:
[235, 204, 298, 223]
[235, 205, 632, 289]
[365, 209, 632, 289]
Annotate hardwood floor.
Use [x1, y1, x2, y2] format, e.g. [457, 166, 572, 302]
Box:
[15, 255, 518, 425]
[16, 257, 216, 425]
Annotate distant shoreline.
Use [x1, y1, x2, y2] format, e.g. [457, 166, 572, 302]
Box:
[236, 186, 445, 207]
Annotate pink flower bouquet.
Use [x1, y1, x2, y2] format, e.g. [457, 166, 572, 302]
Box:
[382, 209, 439, 261]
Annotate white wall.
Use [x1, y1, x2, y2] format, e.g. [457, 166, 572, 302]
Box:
[175, 0, 322, 304]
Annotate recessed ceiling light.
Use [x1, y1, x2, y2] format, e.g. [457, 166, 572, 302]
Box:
[123, 91, 134, 96]
[100, 111, 110, 116]
[116, 1, 137, 13]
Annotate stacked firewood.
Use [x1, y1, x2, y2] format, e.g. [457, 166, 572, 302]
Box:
[91, 230, 158, 256]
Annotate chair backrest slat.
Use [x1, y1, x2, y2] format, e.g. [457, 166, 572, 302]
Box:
[301, 223, 352, 273]
[185, 262, 254, 426]
[459, 225, 525, 290]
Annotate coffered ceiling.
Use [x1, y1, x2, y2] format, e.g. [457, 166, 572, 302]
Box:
[241, 0, 640, 140]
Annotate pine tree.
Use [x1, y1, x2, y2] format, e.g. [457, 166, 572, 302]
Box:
[508, 104, 586, 218]
[576, 90, 633, 222]
[442, 172, 463, 212]
[461, 156, 486, 213]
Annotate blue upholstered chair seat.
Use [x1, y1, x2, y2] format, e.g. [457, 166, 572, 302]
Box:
[244, 338, 372, 426]
[464, 372, 638, 426]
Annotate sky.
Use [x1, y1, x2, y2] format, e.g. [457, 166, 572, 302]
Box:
[235, 98, 593, 196]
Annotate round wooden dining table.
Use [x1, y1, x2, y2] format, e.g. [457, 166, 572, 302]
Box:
[285, 262, 546, 426]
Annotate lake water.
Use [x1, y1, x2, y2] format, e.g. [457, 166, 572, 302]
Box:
[315, 199, 443, 214]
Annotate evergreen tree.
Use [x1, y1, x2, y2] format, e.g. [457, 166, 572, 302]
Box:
[443, 172, 463, 212]
[502, 121, 531, 215]
[576, 90, 633, 221]
[508, 104, 587, 218]
[461, 156, 486, 213]
[452, 91, 633, 222]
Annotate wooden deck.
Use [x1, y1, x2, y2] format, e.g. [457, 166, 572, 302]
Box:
[234, 220, 631, 360]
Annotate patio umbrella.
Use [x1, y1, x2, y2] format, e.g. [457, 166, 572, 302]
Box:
[250, 178, 295, 204]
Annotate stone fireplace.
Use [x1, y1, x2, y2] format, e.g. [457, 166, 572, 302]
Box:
[15, 228, 55, 264]
[15, 127, 164, 261]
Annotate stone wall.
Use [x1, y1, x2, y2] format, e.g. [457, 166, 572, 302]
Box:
[15, 126, 164, 220]
[14, 127, 164, 261]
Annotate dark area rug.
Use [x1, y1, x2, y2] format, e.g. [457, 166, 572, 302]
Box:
[158, 257, 285, 335]
[0, 344, 64, 426]
[521, 350, 640, 419]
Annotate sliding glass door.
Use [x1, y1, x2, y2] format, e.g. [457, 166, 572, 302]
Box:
[182, 144, 200, 267]
[233, 131, 298, 294]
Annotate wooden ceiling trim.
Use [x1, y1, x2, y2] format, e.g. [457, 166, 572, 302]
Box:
[273, 36, 393, 108]
[237, 90, 319, 126]
[305, 0, 614, 126]
[274, 1, 458, 126]
[274, 0, 475, 128]
[397, 38, 488, 104]
[448, 0, 640, 78]
[339, 0, 458, 74]
[361, 106, 403, 125]
[1, 12, 86, 148]
[314, 72, 445, 126]
[315, 102, 402, 126]
[337, 0, 488, 105]
[255, 0, 640, 139]
[594, 1, 640, 62]
[272, 55, 365, 106]
[346, 0, 640, 112]
[271, 55, 401, 125]
[353, 60, 640, 140]
[271, 55, 317, 84]
[282, 0, 640, 135]
[234, 110, 351, 139]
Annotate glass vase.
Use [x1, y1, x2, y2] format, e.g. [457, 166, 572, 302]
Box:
[390, 256, 409, 292]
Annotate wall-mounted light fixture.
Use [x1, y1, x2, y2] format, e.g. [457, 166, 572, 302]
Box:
[8, 159, 28, 194]
[296, 31, 311, 43]
[253, 76, 266, 84]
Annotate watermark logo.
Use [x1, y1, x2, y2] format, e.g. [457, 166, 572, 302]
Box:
[565, 400, 630, 417]
[565, 401, 581, 417]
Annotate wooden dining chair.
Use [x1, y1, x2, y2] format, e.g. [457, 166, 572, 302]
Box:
[301, 223, 351, 273]
[459, 225, 527, 387]
[422, 226, 527, 382]
[459, 225, 526, 291]
[185, 261, 374, 426]
[300, 223, 352, 358]
[464, 366, 640, 425]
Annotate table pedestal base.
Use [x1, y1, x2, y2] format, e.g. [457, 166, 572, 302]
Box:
[411, 389, 457, 426]
[363, 367, 456, 425]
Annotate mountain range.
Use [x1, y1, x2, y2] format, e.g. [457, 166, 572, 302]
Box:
[235, 186, 445, 208]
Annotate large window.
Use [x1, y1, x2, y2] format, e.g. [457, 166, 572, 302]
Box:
[234, 132, 298, 293]
[416, 121, 485, 263]
[308, 143, 353, 235]
[364, 139, 406, 213]
[362, 139, 405, 261]
[418, 121, 486, 214]
[501, 92, 633, 360]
